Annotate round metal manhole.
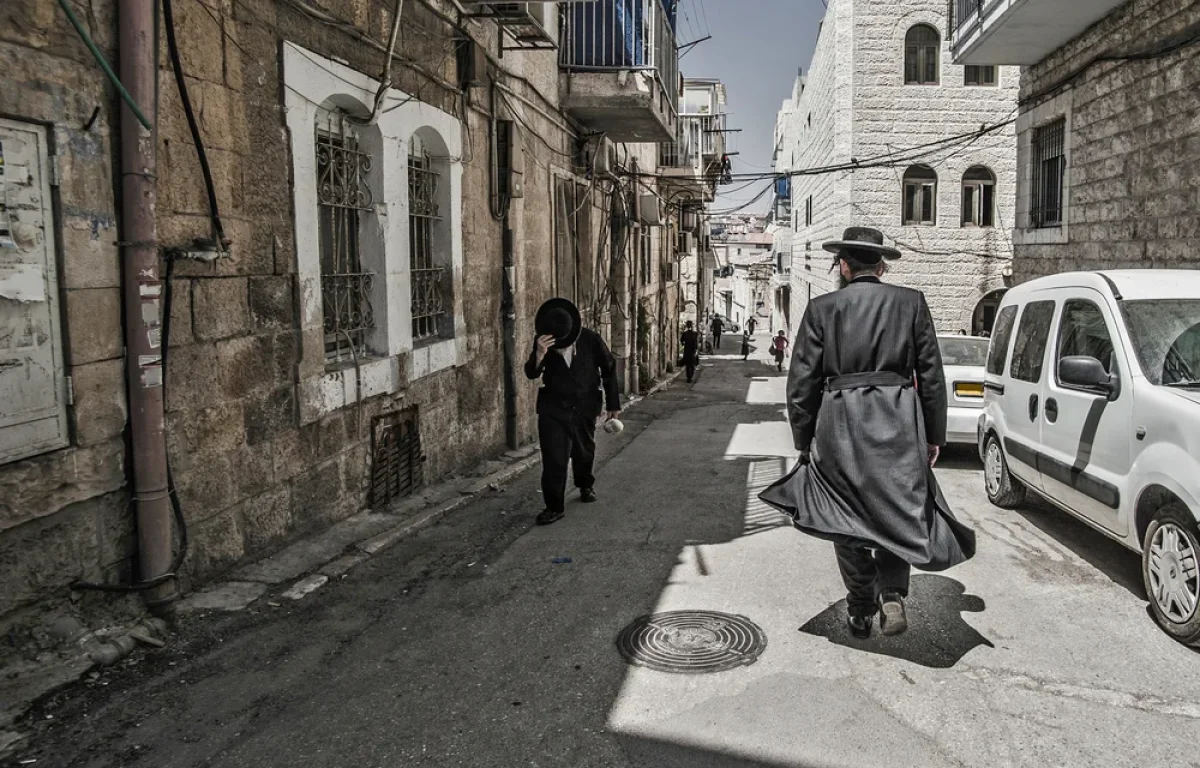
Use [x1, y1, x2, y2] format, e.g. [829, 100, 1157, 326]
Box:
[615, 611, 767, 674]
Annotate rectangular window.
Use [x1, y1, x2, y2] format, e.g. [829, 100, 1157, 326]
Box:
[964, 65, 997, 86]
[903, 181, 936, 225]
[1057, 300, 1117, 380]
[1031, 119, 1066, 228]
[805, 196, 813, 226]
[639, 228, 652, 287]
[1010, 300, 1056, 383]
[986, 305, 1018, 376]
[409, 147, 445, 343]
[317, 116, 375, 364]
[961, 181, 995, 226]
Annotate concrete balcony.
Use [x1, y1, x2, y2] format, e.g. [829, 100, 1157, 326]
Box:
[560, 0, 680, 142]
[951, 0, 1130, 65]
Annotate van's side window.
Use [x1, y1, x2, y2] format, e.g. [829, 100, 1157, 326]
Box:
[1010, 300, 1056, 383]
[987, 305, 1018, 376]
[1057, 300, 1117, 379]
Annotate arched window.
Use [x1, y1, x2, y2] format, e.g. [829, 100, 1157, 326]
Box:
[961, 165, 996, 227]
[902, 165, 937, 225]
[904, 24, 940, 85]
[408, 131, 454, 343]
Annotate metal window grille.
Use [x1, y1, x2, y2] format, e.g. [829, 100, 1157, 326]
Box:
[904, 24, 940, 85]
[369, 409, 424, 509]
[409, 147, 446, 343]
[317, 115, 375, 365]
[964, 64, 997, 86]
[1031, 119, 1066, 228]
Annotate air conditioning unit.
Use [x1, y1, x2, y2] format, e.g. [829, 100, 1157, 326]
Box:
[637, 194, 664, 227]
[463, 2, 557, 48]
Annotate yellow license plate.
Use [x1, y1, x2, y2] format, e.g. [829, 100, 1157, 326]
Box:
[955, 382, 984, 398]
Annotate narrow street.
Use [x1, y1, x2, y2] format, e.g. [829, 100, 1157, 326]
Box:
[10, 336, 1200, 768]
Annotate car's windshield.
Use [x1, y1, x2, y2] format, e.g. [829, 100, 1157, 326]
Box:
[938, 338, 989, 367]
[1121, 300, 1200, 387]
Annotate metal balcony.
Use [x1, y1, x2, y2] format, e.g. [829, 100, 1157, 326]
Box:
[560, 0, 680, 142]
[657, 116, 719, 202]
[952, 0, 1131, 65]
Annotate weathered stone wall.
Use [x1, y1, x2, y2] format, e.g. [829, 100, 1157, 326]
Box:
[0, 0, 679, 630]
[1013, 0, 1200, 280]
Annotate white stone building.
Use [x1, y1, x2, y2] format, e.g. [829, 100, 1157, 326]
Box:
[776, 0, 1021, 336]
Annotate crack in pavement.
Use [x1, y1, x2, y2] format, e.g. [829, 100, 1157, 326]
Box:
[962, 667, 1200, 720]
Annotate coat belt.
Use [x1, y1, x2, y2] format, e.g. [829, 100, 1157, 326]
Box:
[825, 371, 912, 392]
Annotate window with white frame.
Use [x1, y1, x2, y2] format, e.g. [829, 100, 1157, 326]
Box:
[964, 65, 997, 86]
[961, 165, 996, 227]
[903, 165, 937, 225]
[316, 112, 377, 365]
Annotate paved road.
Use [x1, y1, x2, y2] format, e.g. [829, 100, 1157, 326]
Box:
[9, 335, 1200, 767]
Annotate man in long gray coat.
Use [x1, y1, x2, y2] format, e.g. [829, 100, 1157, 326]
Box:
[759, 227, 976, 639]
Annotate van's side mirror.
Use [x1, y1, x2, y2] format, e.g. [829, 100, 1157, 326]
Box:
[1059, 356, 1117, 398]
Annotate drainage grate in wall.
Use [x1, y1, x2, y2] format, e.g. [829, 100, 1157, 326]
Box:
[369, 408, 424, 509]
[615, 611, 767, 674]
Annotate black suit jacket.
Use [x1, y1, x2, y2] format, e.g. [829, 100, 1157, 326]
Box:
[524, 328, 621, 418]
[788, 277, 947, 448]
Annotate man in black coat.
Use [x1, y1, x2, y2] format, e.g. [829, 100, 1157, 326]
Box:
[710, 316, 725, 349]
[680, 320, 700, 382]
[525, 298, 621, 526]
[759, 227, 975, 639]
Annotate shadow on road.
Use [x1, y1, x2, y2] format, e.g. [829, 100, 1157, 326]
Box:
[798, 575, 993, 669]
[617, 733, 819, 768]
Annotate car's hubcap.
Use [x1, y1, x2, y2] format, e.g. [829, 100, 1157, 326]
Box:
[984, 442, 1004, 497]
[1148, 522, 1200, 624]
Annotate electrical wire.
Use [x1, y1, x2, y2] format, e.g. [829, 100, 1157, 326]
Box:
[56, 0, 152, 130]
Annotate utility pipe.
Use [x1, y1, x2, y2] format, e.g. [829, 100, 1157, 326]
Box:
[120, 0, 176, 611]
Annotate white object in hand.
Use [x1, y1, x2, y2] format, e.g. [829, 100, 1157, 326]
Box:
[603, 418, 624, 434]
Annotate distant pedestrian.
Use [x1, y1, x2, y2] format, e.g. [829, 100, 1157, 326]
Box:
[741, 332, 751, 361]
[748, 317, 757, 335]
[711, 316, 725, 349]
[680, 320, 700, 383]
[759, 227, 976, 640]
[525, 298, 622, 526]
[771, 331, 789, 371]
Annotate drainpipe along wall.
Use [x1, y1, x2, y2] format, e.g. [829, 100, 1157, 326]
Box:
[120, 0, 176, 610]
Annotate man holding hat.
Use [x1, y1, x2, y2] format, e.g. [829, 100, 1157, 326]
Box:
[525, 298, 621, 526]
[759, 227, 975, 639]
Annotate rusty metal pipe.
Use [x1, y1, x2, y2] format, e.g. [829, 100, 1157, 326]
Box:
[119, 0, 176, 610]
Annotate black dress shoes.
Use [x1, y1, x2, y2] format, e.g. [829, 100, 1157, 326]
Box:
[879, 591, 908, 636]
[536, 508, 565, 525]
[848, 614, 873, 639]
[579, 488, 598, 504]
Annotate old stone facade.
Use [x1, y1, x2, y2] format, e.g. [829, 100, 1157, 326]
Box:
[775, 0, 1021, 335]
[1009, 0, 1200, 280]
[0, 0, 695, 635]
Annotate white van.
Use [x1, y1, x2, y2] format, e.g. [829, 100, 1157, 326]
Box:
[977, 270, 1200, 646]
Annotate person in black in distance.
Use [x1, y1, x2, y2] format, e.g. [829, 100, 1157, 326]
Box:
[711, 315, 725, 349]
[680, 321, 700, 383]
[525, 298, 621, 526]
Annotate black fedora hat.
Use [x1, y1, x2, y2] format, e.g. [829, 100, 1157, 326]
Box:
[534, 297, 582, 349]
[822, 226, 901, 263]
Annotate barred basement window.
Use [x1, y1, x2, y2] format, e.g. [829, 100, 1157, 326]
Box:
[904, 24, 940, 85]
[317, 114, 375, 365]
[964, 65, 997, 86]
[903, 165, 938, 225]
[1031, 119, 1066, 228]
[961, 165, 996, 227]
[409, 136, 446, 343]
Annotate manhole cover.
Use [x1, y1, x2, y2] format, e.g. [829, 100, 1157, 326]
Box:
[615, 611, 767, 674]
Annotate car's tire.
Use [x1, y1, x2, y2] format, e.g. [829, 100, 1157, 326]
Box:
[983, 434, 1025, 509]
[1142, 503, 1200, 647]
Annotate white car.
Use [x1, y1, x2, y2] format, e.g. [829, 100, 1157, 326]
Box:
[977, 270, 1200, 646]
[938, 335, 990, 445]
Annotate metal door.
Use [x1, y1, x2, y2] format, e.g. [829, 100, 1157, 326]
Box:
[1000, 298, 1057, 491]
[0, 118, 69, 464]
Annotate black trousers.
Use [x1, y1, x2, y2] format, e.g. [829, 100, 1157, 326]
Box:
[714, 331, 723, 349]
[835, 544, 911, 617]
[538, 409, 597, 514]
[683, 351, 697, 382]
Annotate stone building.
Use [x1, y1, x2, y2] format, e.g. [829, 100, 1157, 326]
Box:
[951, 0, 1200, 280]
[775, 0, 1021, 336]
[0, 0, 711, 635]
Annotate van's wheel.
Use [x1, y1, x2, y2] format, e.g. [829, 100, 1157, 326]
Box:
[983, 434, 1025, 509]
[1143, 504, 1200, 647]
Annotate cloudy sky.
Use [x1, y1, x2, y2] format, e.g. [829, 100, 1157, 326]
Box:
[676, 0, 827, 213]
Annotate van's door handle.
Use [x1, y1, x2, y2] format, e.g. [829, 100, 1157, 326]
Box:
[1045, 397, 1058, 423]
[1029, 394, 1040, 422]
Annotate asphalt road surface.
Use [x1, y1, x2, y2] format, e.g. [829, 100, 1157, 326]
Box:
[8, 335, 1200, 768]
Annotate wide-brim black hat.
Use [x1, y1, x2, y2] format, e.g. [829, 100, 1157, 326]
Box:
[822, 226, 901, 263]
[534, 297, 582, 349]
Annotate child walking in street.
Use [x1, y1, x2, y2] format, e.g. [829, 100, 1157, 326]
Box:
[771, 331, 789, 371]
